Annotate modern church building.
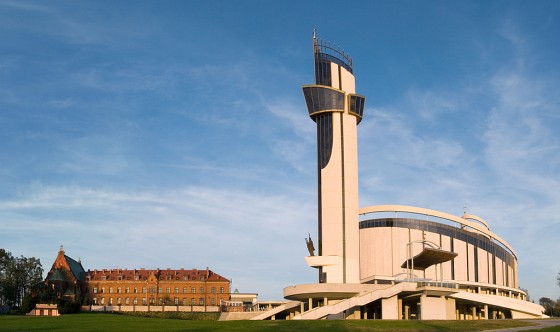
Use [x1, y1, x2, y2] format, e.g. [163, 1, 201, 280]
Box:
[253, 34, 545, 320]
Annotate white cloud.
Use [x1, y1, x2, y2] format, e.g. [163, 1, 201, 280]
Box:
[0, 183, 316, 299]
[356, 20, 560, 301]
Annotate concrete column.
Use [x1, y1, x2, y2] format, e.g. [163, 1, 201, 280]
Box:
[355, 308, 361, 319]
[300, 302, 305, 313]
[472, 306, 476, 320]
[381, 295, 399, 320]
[483, 305, 488, 320]
[324, 297, 328, 306]
[308, 298, 313, 311]
[404, 304, 409, 320]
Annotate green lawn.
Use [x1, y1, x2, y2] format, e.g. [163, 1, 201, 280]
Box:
[0, 313, 539, 332]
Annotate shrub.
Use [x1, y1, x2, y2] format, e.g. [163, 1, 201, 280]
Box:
[118, 311, 219, 320]
[57, 299, 81, 314]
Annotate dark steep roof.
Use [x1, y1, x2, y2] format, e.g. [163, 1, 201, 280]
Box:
[65, 255, 86, 281]
[47, 269, 67, 282]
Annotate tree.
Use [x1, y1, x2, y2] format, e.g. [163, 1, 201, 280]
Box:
[0, 249, 43, 310]
[0, 249, 14, 306]
[539, 297, 555, 316]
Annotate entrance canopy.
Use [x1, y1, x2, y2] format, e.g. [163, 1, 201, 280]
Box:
[401, 248, 458, 271]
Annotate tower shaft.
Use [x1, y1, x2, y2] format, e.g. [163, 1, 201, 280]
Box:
[303, 36, 365, 284]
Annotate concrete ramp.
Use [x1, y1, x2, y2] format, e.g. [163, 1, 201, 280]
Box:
[449, 291, 545, 318]
[294, 282, 415, 320]
[250, 301, 300, 320]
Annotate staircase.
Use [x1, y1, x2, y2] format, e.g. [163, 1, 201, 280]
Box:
[293, 282, 416, 320]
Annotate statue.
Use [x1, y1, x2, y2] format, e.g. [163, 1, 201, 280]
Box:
[305, 233, 315, 256]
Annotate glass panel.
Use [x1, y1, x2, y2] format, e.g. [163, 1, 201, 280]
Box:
[303, 86, 344, 117]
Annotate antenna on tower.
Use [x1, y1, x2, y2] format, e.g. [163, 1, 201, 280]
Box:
[312, 28, 317, 39]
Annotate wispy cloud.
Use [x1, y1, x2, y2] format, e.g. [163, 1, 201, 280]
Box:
[357, 18, 560, 301]
[0, 183, 316, 298]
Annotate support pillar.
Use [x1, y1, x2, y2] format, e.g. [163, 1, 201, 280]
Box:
[381, 295, 399, 320]
[404, 304, 410, 320]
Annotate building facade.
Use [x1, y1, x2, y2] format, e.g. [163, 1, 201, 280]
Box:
[45, 246, 86, 303]
[252, 34, 545, 321]
[85, 267, 230, 308]
[44, 247, 230, 311]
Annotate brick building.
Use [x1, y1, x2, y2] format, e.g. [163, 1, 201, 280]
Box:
[85, 267, 230, 307]
[45, 246, 230, 309]
[45, 246, 86, 302]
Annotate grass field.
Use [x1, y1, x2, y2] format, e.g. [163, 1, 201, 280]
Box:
[0, 313, 541, 331]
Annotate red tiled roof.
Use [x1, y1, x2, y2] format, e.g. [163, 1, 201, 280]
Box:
[85, 268, 228, 282]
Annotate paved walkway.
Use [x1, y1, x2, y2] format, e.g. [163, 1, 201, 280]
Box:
[489, 319, 560, 331]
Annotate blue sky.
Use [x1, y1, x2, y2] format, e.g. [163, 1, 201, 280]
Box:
[1, 0, 559, 301]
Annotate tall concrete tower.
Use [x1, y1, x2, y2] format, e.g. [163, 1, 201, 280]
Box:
[302, 34, 365, 284]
